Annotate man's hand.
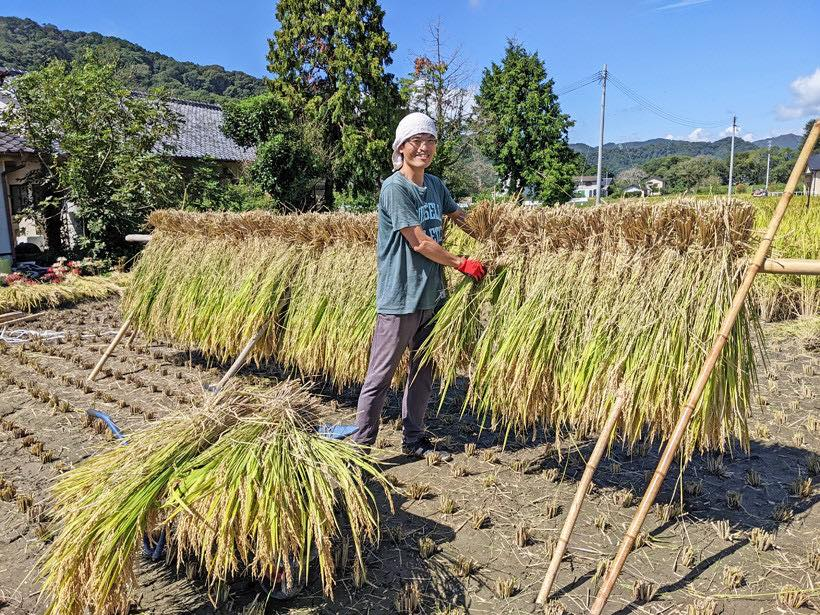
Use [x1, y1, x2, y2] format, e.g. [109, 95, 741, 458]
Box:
[457, 258, 486, 282]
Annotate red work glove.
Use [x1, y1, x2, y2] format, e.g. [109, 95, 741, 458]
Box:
[457, 257, 486, 282]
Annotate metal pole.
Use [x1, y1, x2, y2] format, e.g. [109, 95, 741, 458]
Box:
[589, 119, 820, 615]
[535, 395, 626, 605]
[595, 64, 607, 206]
[764, 139, 771, 194]
[727, 115, 736, 197]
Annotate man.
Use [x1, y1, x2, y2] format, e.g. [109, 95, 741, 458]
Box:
[353, 112, 486, 459]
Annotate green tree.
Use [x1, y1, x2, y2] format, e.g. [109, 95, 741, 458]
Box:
[799, 118, 820, 154]
[267, 0, 401, 211]
[474, 40, 578, 204]
[222, 92, 320, 210]
[1, 50, 180, 259]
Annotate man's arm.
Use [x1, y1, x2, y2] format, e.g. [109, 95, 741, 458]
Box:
[446, 207, 480, 240]
[399, 226, 465, 269]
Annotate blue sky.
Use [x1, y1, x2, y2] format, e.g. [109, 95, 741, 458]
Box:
[4, 0, 819, 145]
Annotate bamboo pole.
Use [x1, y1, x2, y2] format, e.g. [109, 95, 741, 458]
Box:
[205, 319, 272, 393]
[589, 118, 820, 615]
[760, 257, 820, 275]
[535, 395, 626, 605]
[87, 315, 133, 382]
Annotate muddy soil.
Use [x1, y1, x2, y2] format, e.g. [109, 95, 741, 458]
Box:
[0, 300, 817, 614]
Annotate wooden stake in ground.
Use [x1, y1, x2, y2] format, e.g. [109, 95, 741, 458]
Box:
[535, 395, 626, 605]
[589, 118, 820, 615]
[205, 319, 272, 393]
[87, 315, 133, 382]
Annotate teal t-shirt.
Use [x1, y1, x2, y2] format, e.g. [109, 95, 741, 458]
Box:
[375, 171, 460, 315]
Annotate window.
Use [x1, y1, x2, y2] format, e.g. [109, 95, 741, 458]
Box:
[9, 184, 27, 215]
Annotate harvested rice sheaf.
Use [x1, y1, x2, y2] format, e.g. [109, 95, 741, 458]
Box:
[40, 383, 388, 615]
[0, 273, 126, 312]
[122, 198, 759, 455]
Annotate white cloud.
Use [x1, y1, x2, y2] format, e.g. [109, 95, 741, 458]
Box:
[719, 125, 739, 138]
[468, 0, 481, 7]
[656, 0, 711, 10]
[741, 132, 754, 141]
[776, 67, 820, 120]
[686, 128, 709, 141]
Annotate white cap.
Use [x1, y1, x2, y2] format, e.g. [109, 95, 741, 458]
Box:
[391, 112, 437, 170]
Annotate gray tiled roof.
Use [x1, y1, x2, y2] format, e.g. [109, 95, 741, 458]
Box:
[808, 153, 820, 172]
[0, 92, 255, 162]
[162, 99, 256, 162]
[0, 131, 33, 154]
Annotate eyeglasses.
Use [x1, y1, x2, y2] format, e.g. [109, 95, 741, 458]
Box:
[406, 136, 437, 148]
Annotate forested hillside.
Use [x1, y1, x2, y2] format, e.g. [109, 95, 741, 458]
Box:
[0, 16, 265, 103]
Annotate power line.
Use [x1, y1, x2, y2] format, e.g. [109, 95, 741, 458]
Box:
[606, 72, 725, 129]
[555, 71, 602, 97]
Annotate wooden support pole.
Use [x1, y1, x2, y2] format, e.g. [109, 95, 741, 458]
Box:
[206, 320, 272, 393]
[760, 257, 820, 275]
[125, 234, 152, 243]
[590, 118, 820, 615]
[0, 311, 24, 324]
[88, 315, 133, 382]
[535, 395, 626, 605]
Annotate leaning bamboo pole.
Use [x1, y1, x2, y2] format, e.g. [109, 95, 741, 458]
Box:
[87, 315, 132, 382]
[535, 395, 626, 605]
[589, 118, 820, 615]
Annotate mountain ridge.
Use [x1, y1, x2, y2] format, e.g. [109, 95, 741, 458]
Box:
[0, 16, 266, 104]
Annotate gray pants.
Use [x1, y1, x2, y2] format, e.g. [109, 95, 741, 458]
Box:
[353, 309, 435, 446]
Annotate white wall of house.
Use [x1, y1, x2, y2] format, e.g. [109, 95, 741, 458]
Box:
[0, 161, 13, 267]
[809, 171, 819, 196]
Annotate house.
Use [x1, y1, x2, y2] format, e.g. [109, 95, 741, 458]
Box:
[570, 175, 613, 203]
[644, 177, 664, 195]
[0, 69, 255, 267]
[806, 153, 820, 196]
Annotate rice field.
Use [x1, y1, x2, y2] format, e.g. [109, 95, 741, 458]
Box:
[0, 195, 816, 613]
[0, 300, 817, 614]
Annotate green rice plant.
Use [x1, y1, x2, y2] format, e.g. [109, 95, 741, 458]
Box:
[752, 196, 820, 320]
[39, 383, 388, 615]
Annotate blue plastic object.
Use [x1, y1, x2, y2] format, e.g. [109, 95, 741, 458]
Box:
[86, 408, 126, 441]
[87, 408, 163, 559]
[317, 424, 357, 440]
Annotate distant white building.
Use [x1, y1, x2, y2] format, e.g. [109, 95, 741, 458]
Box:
[806, 153, 820, 196]
[570, 175, 613, 203]
[644, 177, 664, 195]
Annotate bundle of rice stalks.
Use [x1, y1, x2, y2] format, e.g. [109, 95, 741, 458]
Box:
[753, 196, 820, 320]
[123, 198, 758, 455]
[40, 383, 387, 615]
[0, 273, 125, 312]
[424, 199, 757, 455]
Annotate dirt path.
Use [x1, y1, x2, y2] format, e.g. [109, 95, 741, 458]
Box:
[0, 300, 817, 614]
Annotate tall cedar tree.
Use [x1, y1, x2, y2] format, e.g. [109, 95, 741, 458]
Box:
[267, 0, 401, 211]
[475, 40, 578, 204]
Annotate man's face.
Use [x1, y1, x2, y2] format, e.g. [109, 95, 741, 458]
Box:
[400, 133, 437, 170]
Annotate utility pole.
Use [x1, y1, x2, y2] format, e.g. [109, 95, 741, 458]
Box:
[764, 139, 771, 194]
[727, 115, 737, 197]
[595, 64, 607, 206]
